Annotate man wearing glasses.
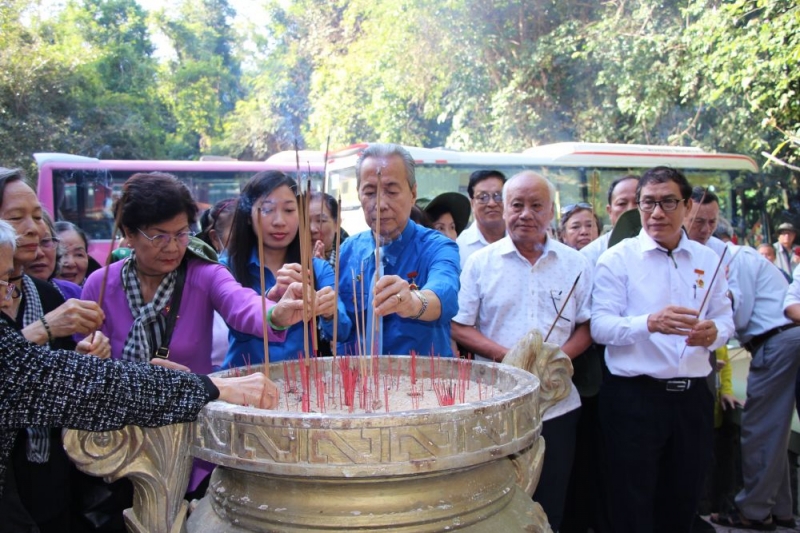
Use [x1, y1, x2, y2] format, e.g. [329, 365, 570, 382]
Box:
[452, 171, 593, 532]
[591, 166, 734, 533]
[456, 170, 507, 267]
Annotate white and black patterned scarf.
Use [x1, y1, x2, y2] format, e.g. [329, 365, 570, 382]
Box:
[20, 274, 50, 463]
[121, 253, 177, 363]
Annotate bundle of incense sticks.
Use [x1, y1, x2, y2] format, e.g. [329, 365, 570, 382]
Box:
[255, 209, 270, 365]
[295, 142, 317, 358]
[371, 168, 383, 356]
[94, 191, 125, 343]
[331, 193, 342, 358]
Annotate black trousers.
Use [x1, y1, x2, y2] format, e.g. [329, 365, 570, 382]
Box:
[560, 394, 606, 533]
[533, 407, 580, 532]
[599, 374, 714, 533]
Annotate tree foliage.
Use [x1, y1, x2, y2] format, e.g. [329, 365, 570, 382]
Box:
[1, 0, 798, 224]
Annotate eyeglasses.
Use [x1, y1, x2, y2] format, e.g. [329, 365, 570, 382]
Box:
[0, 280, 14, 302]
[39, 237, 60, 250]
[137, 228, 195, 249]
[562, 202, 592, 216]
[549, 290, 571, 323]
[475, 192, 503, 205]
[637, 198, 684, 212]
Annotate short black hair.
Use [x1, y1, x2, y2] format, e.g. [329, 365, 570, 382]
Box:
[115, 172, 199, 233]
[309, 191, 339, 221]
[467, 170, 506, 199]
[637, 167, 693, 202]
[690, 185, 719, 205]
[607, 174, 640, 205]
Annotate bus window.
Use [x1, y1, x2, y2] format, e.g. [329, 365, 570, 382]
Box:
[37, 154, 324, 261]
[326, 143, 758, 237]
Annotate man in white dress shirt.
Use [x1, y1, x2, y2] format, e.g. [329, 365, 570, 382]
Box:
[456, 170, 506, 267]
[452, 171, 593, 532]
[580, 174, 639, 267]
[591, 166, 734, 533]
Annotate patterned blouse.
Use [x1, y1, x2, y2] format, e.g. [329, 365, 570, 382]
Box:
[0, 319, 217, 498]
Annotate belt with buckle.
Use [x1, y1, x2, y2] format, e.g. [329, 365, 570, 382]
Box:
[643, 376, 698, 392]
[611, 374, 702, 392]
[742, 324, 799, 353]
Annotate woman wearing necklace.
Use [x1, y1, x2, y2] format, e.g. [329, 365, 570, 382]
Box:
[0, 169, 108, 352]
[0, 218, 285, 531]
[223, 171, 351, 367]
[0, 168, 109, 532]
[81, 172, 315, 368]
[80, 171, 325, 504]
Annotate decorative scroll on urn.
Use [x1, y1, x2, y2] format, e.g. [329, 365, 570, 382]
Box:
[65, 337, 571, 533]
[63, 423, 194, 533]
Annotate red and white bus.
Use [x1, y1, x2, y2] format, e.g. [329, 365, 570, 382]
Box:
[325, 142, 759, 235]
[35, 153, 324, 261]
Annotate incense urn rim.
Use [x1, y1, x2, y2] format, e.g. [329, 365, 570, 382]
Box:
[191, 356, 541, 478]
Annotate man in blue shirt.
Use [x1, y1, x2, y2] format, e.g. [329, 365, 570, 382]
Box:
[337, 143, 460, 356]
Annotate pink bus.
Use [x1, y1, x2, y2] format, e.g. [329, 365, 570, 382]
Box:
[35, 153, 324, 261]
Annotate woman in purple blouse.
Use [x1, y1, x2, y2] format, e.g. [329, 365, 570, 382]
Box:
[81, 172, 334, 505]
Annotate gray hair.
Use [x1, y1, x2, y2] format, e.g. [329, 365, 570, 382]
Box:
[714, 216, 734, 240]
[504, 171, 557, 205]
[0, 219, 18, 252]
[355, 143, 416, 189]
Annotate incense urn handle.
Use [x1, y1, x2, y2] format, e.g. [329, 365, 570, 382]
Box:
[504, 327, 573, 514]
[64, 423, 194, 533]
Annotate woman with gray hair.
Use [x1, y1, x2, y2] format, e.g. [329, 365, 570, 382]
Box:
[0, 218, 282, 532]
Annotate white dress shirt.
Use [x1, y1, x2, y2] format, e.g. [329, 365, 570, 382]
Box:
[454, 235, 593, 420]
[456, 222, 503, 268]
[592, 229, 734, 379]
[786, 264, 800, 309]
[724, 245, 791, 342]
[580, 231, 611, 268]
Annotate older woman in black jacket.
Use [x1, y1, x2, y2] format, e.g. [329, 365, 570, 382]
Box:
[0, 219, 293, 531]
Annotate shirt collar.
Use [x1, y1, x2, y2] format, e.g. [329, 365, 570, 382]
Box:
[381, 220, 417, 267]
[498, 233, 557, 263]
[638, 227, 695, 258]
[247, 246, 261, 267]
[463, 221, 503, 246]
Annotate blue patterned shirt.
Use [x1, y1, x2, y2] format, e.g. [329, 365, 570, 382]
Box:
[337, 220, 461, 356]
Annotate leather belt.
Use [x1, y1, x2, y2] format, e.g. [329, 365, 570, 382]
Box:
[610, 374, 705, 393]
[742, 324, 799, 353]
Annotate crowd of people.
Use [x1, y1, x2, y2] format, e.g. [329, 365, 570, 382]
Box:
[1, 143, 799, 532]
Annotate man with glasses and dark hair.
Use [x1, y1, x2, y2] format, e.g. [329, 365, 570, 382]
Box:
[456, 169, 507, 267]
[591, 166, 734, 533]
[453, 171, 593, 532]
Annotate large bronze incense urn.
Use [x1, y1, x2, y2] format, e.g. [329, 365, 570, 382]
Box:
[64, 331, 571, 532]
